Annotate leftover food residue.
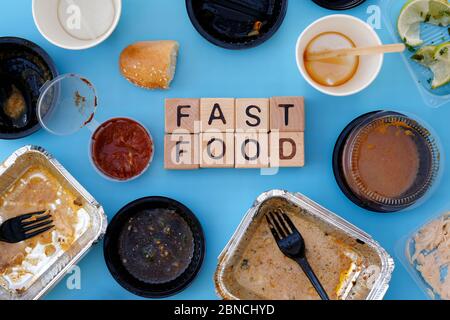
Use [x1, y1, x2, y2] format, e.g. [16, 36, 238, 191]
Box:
[0, 166, 90, 293]
[408, 212, 450, 300]
[222, 198, 381, 300]
[353, 121, 419, 198]
[118, 208, 194, 284]
[304, 31, 359, 87]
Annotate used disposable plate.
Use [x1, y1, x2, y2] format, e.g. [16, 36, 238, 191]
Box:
[0, 146, 107, 300]
[380, 0, 450, 108]
[215, 190, 394, 300]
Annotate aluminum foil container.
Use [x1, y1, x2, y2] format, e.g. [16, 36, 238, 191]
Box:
[0, 146, 107, 300]
[215, 190, 394, 300]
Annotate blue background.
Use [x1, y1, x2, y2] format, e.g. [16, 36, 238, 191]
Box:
[0, 0, 448, 300]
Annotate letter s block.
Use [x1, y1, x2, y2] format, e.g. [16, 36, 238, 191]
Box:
[235, 98, 269, 132]
[270, 96, 305, 132]
[165, 98, 200, 133]
[270, 132, 304, 167]
[164, 134, 199, 170]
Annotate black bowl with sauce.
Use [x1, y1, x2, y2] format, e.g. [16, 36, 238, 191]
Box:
[333, 111, 441, 213]
[0, 37, 58, 139]
[186, 0, 288, 49]
[103, 196, 205, 298]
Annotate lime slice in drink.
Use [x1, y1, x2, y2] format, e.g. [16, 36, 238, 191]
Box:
[398, 0, 450, 47]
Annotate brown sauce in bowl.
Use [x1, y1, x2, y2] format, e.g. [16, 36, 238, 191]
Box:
[355, 123, 419, 198]
[91, 118, 153, 181]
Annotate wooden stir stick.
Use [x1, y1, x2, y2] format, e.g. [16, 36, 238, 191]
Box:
[305, 43, 406, 61]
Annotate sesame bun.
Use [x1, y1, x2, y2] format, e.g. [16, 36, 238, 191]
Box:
[119, 40, 179, 90]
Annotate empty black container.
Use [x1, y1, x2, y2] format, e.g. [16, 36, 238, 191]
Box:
[312, 0, 366, 10]
[186, 0, 288, 49]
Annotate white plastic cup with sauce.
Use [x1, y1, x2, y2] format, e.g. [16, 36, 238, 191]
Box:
[32, 0, 122, 50]
[296, 15, 383, 96]
[37, 74, 154, 182]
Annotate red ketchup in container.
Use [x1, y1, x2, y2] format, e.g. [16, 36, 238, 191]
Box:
[91, 118, 153, 181]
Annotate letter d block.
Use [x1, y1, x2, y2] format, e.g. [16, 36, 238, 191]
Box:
[270, 132, 304, 167]
[235, 132, 269, 168]
[165, 98, 200, 133]
[164, 134, 199, 170]
[200, 132, 235, 168]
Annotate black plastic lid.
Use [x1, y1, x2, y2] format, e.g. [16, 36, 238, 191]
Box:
[186, 0, 288, 49]
[103, 196, 205, 298]
[333, 111, 441, 213]
[0, 37, 58, 140]
[312, 0, 366, 10]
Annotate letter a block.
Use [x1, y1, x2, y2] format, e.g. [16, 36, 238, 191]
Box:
[200, 98, 235, 132]
[165, 98, 200, 133]
[164, 134, 199, 170]
[270, 96, 305, 132]
[235, 132, 269, 168]
[270, 132, 305, 167]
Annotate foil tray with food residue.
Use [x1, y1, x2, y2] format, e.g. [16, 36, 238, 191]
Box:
[0, 145, 107, 300]
[215, 190, 394, 300]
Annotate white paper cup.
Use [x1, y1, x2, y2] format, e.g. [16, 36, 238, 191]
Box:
[32, 0, 122, 50]
[296, 15, 383, 96]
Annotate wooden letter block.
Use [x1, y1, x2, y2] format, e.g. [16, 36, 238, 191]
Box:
[235, 132, 269, 168]
[270, 132, 304, 167]
[165, 98, 200, 133]
[235, 98, 269, 132]
[200, 132, 235, 168]
[200, 98, 235, 132]
[270, 96, 305, 132]
[164, 134, 199, 170]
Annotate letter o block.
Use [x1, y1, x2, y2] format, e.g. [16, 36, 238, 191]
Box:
[200, 132, 235, 168]
[235, 132, 269, 168]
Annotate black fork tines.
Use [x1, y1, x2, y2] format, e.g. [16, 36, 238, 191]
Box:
[21, 214, 52, 227]
[266, 209, 293, 239]
[23, 219, 53, 233]
[18, 210, 47, 222]
[23, 225, 54, 240]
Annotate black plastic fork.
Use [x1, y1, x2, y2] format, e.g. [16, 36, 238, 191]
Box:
[266, 209, 330, 300]
[0, 211, 54, 243]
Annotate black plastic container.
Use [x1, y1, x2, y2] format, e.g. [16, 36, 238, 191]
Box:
[186, 0, 288, 49]
[0, 37, 58, 139]
[333, 111, 441, 213]
[103, 196, 205, 298]
[312, 0, 366, 10]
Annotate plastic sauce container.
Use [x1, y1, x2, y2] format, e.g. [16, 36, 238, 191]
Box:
[333, 111, 442, 213]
